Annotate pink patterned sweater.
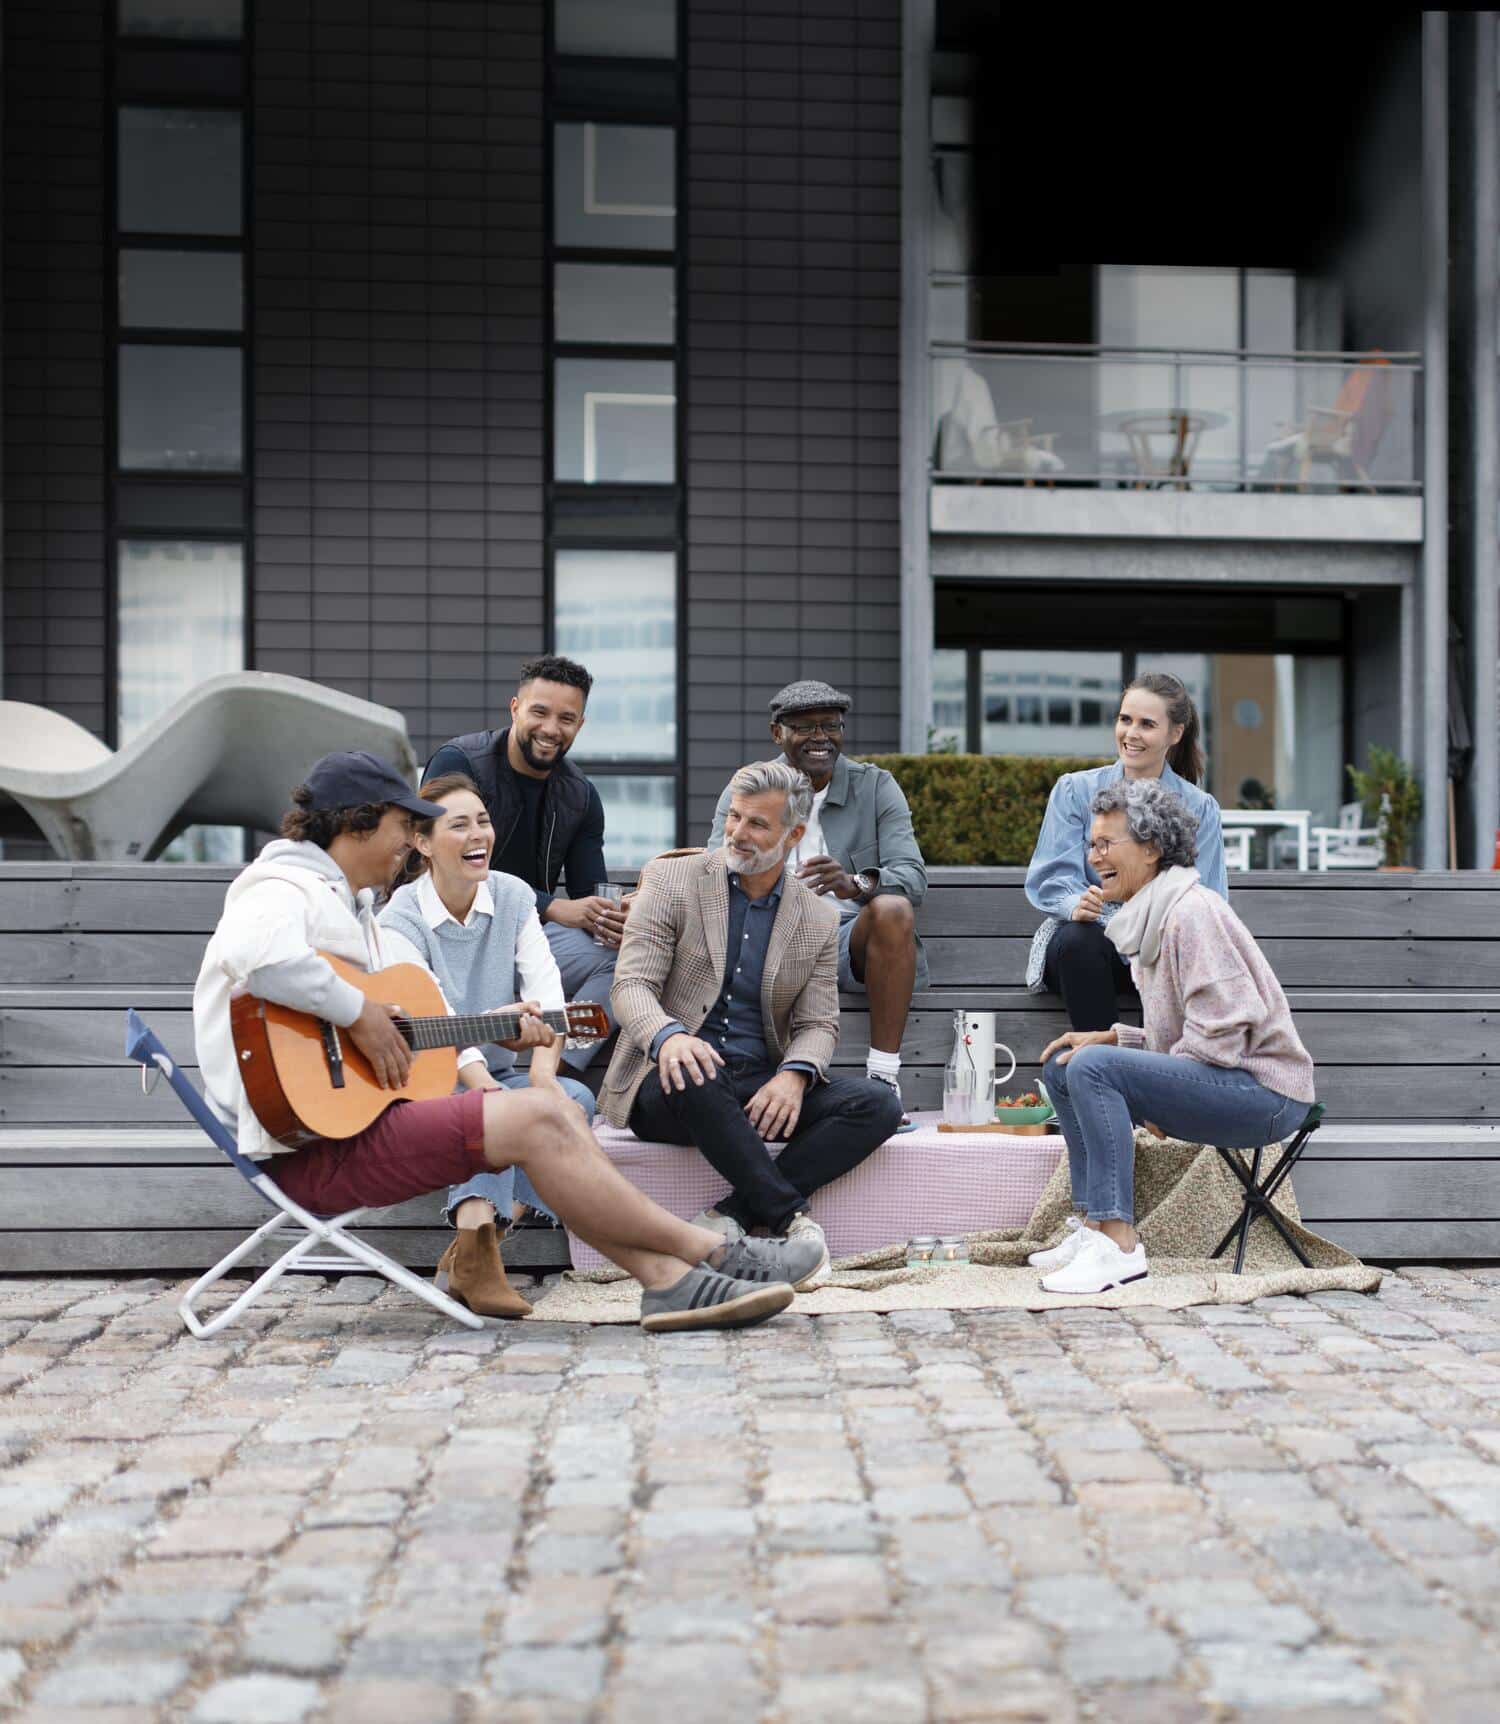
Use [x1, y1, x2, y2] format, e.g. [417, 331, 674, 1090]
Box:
[1112, 882, 1316, 1103]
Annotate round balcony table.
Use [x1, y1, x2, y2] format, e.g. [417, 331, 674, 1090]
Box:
[1097, 406, 1231, 487]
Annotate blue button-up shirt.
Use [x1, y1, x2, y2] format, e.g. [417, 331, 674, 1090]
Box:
[649, 871, 814, 1078]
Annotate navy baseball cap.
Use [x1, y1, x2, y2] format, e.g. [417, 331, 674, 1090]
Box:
[301, 751, 447, 818]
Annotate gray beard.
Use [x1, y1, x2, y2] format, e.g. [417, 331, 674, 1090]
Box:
[719, 836, 788, 876]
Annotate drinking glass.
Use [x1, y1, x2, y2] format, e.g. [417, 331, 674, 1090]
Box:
[593, 881, 625, 947]
[943, 1066, 985, 1127]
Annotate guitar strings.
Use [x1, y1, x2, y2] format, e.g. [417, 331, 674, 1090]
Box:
[392, 1009, 578, 1051]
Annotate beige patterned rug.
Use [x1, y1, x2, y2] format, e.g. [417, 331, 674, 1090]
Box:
[529, 1132, 1384, 1323]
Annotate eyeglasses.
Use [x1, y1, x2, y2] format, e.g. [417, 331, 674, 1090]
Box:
[1087, 836, 1135, 859]
[781, 718, 845, 739]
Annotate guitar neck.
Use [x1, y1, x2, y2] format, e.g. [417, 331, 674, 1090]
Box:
[397, 1008, 574, 1051]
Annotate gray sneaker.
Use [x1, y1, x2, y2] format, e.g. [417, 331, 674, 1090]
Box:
[690, 1207, 746, 1245]
[640, 1266, 793, 1333]
[784, 1212, 831, 1287]
[712, 1233, 827, 1293]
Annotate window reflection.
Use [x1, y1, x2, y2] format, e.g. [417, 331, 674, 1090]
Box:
[555, 262, 674, 345]
[119, 344, 242, 471]
[554, 0, 676, 58]
[554, 123, 675, 251]
[119, 1, 243, 38]
[120, 249, 242, 331]
[929, 647, 966, 750]
[118, 108, 242, 236]
[593, 775, 676, 867]
[554, 357, 674, 483]
[555, 549, 676, 759]
[117, 540, 243, 745]
[981, 651, 1122, 757]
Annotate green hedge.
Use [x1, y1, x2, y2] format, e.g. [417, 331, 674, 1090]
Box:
[860, 754, 1110, 866]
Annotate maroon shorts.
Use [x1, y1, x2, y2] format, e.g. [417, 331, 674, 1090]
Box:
[268, 1090, 488, 1216]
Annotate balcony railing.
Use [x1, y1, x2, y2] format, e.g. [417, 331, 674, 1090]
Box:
[930, 343, 1422, 493]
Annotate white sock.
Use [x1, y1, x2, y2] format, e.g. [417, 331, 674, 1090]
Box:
[866, 1048, 901, 1080]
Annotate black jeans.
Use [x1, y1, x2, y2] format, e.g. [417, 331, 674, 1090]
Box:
[1043, 919, 1139, 1032]
[629, 1061, 904, 1233]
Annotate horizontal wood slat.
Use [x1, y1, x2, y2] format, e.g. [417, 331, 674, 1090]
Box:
[1, 865, 1496, 1264]
[13, 1006, 1500, 1070]
[0, 1157, 1487, 1236]
[0, 1060, 1493, 1123]
[0, 1227, 568, 1273]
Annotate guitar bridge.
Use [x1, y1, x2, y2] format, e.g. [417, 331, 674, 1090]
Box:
[320, 1020, 346, 1089]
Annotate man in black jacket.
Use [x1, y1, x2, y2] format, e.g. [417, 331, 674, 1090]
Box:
[426, 655, 625, 1070]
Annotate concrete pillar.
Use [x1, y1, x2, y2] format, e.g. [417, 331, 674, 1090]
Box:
[898, 0, 935, 755]
[1466, 13, 1499, 866]
[1421, 11, 1450, 867]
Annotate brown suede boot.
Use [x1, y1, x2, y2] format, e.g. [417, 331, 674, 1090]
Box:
[435, 1221, 533, 1319]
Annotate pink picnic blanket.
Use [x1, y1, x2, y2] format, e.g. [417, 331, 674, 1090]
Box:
[568, 1111, 1066, 1272]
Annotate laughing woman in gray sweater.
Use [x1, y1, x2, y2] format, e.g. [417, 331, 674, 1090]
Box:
[379, 771, 596, 1320]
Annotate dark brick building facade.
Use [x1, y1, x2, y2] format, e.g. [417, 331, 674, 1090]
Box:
[0, 0, 903, 854]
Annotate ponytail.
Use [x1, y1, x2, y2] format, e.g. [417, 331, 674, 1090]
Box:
[1123, 672, 1205, 786]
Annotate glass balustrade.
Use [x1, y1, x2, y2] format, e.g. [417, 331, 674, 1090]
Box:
[930, 345, 1420, 492]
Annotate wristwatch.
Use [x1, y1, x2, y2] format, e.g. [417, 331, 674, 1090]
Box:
[855, 869, 880, 902]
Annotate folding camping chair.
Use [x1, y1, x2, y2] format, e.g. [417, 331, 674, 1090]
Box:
[1209, 1102, 1326, 1275]
[124, 1009, 483, 1337]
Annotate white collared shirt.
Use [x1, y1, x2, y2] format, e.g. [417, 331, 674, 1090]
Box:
[399, 870, 565, 1012]
[417, 869, 494, 931]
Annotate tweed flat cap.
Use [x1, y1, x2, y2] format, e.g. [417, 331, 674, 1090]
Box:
[769, 680, 852, 724]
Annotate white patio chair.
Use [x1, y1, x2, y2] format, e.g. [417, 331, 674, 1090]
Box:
[1312, 802, 1383, 871]
[1222, 827, 1253, 871]
[0, 672, 419, 861]
[124, 1008, 481, 1338]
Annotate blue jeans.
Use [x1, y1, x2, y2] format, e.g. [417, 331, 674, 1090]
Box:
[442, 1067, 596, 1227]
[1042, 1044, 1310, 1224]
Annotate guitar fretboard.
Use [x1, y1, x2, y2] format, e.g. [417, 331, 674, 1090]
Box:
[396, 1009, 574, 1051]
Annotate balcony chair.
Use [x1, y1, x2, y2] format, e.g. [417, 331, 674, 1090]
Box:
[124, 1009, 482, 1339]
[1261, 358, 1392, 492]
[1222, 827, 1253, 872]
[1312, 802, 1383, 871]
[935, 364, 1065, 486]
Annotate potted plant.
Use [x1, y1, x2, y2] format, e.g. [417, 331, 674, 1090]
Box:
[1346, 745, 1422, 869]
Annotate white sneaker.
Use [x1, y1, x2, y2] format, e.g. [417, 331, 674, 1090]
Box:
[1040, 1230, 1148, 1294]
[691, 1208, 746, 1246]
[1027, 1215, 1091, 1270]
[783, 1212, 830, 1288]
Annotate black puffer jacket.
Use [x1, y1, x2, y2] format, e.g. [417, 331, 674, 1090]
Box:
[425, 727, 606, 914]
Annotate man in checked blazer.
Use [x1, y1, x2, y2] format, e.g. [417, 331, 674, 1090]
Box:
[600, 759, 903, 1276]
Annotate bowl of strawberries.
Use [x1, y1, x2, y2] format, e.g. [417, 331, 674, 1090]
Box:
[992, 1089, 1057, 1129]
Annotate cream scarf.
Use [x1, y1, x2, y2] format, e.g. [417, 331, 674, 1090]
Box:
[1104, 864, 1199, 967]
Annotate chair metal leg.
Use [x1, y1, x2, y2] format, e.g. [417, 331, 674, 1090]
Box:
[1212, 1126, 1320, 1275]
[1232, 1147, 1266, 1274]
[324, 1227, 485, 1331]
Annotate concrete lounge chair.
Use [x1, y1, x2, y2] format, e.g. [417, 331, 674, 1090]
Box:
[0, 671, 420, 860]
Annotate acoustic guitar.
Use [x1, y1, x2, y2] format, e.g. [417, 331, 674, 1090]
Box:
[231, 951, 611, 1148]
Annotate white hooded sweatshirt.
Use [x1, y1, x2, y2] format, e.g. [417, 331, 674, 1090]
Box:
[193, 839, 479, 1161]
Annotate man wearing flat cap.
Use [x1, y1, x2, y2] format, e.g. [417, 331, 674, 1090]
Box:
[708, 681, 929, 1124]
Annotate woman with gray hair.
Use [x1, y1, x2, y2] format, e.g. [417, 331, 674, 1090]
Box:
[1032, 778, 1316, 1294]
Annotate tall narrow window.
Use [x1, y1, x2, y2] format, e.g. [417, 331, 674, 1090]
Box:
[113, 11, 248, 859]
[550, 3, 682, 862]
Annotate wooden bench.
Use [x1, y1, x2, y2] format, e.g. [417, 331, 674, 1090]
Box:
[2, 862, 1498, 1270]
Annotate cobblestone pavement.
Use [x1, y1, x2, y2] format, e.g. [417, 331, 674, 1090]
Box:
[1, 1269, 1499, 1723]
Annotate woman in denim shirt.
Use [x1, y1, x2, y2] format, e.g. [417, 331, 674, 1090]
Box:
[1025, 673, 1228, 1029]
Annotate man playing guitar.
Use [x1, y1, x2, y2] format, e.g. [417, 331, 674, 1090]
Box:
[192, 750, 824, 1332]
